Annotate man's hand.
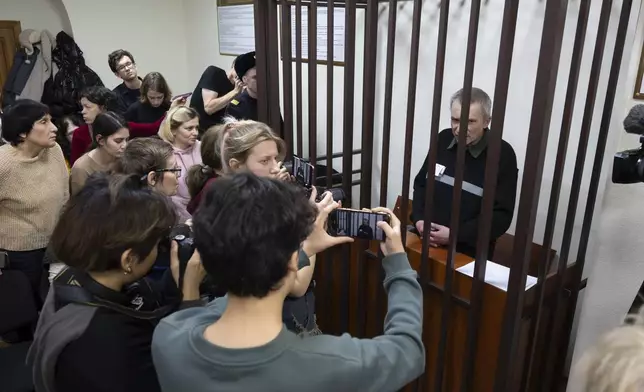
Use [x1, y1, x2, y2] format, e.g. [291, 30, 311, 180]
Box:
[415, 220, 424, 237]
[429, 223, 450, 247]
[372, 207, 405, 256]
[233, 79, 244, 95]
[169, 241, 206, 301]
[302, 192, 353, 256]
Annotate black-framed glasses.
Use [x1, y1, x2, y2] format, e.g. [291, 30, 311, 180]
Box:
[139, 167, 182, 183]
[116, 61, 135, 72]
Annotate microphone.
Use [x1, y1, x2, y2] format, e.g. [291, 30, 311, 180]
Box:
[623, 104, 644, 135]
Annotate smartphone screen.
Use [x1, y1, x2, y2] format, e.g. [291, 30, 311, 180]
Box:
[292, 155, 315, 188]
[328, 208, 390, 241]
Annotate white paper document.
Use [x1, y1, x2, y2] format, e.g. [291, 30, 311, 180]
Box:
[456, 260, 538, 292]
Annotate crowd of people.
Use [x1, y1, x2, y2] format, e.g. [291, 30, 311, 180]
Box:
[0, 47, 425, 391]
[0, 43, 642, 392]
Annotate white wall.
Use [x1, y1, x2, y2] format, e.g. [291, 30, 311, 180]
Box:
[61, 0, 191, 92]
[567, 1, 644, 387]
[0, 0, 72, 37]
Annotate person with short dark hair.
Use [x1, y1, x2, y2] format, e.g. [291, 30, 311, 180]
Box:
[108, 49, 142, 112]
[27, 173, 205, 392]
[152, 173, 425, 391]
[125, 72, 172, 123]
[0, 99, 69, 313]
[70, 112, 129, 195]
[412, 87, 518, 258]
[190, 59, 242, 131]
[70, 87, 187, 165]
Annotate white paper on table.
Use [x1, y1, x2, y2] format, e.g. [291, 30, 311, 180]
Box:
[456, 260, 538, 292]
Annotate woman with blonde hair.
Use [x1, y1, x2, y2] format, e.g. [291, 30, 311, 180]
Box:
[188, 118, 320, 334]
[158, 106, 201, 222]
[571, 308, 644, 392]
[186, 118, 289, 214]
[125, 72, 172, 123]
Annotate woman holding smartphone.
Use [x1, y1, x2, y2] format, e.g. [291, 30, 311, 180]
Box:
[189, 118, 342, 334]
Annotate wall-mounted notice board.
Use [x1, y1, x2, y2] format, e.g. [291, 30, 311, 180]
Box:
[217, 0, 346, 65]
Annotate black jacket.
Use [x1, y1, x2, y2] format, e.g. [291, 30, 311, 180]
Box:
[28, 267, 197, 392]
[412, 128, 518, 258]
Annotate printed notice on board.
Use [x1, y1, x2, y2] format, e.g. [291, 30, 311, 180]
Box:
[218, 3, 256, 56]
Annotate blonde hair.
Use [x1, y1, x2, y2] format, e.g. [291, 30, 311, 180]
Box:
[572, 308, 644, 392]
[219, 117, 285, 174]
[158, 106, 199, 144]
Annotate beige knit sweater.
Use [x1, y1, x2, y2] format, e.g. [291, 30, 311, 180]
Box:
[0, 143, 69, 251]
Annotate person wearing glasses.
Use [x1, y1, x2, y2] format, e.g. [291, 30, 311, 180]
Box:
[113, 137, 182, 199]
[28, 173, 205, 392]
[157, 106, 201, 223]
[108, 49, 142, 113]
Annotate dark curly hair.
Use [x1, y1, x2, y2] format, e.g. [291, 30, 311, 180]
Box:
[193, 173, 317, 298]
[80, 86, 119, 112]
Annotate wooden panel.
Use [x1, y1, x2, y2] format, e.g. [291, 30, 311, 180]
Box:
[0, 21, 21, 106]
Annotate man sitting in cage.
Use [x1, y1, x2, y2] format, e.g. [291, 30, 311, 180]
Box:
[411, 87, 518, 258]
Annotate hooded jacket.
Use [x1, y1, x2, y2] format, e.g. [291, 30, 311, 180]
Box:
[171, 141, 202, 223]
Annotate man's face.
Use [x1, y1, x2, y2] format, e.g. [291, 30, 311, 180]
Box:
[114, 56, 137, 82]
[450, 101, 490, 146]
[242, 67, 257, 96]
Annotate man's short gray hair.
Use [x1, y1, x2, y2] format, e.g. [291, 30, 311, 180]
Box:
[450, 87, 492, 120]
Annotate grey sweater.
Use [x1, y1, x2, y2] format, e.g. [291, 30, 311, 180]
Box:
[151, 252, 425, 392]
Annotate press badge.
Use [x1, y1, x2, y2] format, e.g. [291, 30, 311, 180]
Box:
[427, 164, 447, 179]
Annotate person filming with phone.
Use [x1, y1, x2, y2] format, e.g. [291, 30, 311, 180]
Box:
[412, 88, 518, 258]
[152, 173, 424, 391]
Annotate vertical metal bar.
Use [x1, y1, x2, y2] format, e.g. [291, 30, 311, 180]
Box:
[379, 0, 397, 207]
[434, 1, 482, 390]
[419, 0, 450, 287]
[522, 1, 591, 391]
[550, 1, 634, 389]
[326, 0, 334, 189]
[281, 1, 295, 157]
[296, 0, 304, 156]
[493, 1, 568, 389]
[359, 0, 378, 208]
[539, 1, 613, 389]
[460, 1, 519, 391]
[254, 0, 270, 123]
[342, 0, 357, 206]
[267, 2, 282, 134]
[398, 0, 422, 248]
[309, 0, 318, 166]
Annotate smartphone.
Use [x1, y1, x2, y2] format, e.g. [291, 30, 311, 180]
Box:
[292, 155, 315, 188]
[171, 92, 192, 101]
[328, 208, 390, 241]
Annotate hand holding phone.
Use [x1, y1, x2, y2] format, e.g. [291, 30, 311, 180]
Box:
[328, 208, 391, 242]
[171, 92, 192, 101]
